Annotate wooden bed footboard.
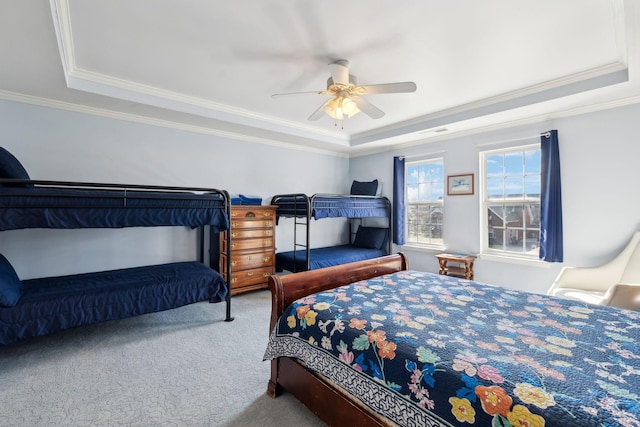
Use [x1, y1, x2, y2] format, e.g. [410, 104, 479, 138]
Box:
[266, 253, 408, 426]
[267, 253, 408, 332]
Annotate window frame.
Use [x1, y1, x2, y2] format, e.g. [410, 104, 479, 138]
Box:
[403, 157, 445, 250]
[480, 143, 541, 261]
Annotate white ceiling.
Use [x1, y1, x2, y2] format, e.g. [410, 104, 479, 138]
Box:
[0, 0, 638, 155]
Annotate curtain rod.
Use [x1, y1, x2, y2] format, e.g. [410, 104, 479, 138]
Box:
[477, 132, 551, 148]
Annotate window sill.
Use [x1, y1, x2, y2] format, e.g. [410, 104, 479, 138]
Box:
[479, 252, 550, 268]
[397, 243, 445, 254]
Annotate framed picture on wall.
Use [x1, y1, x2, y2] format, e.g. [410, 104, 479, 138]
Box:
[447, 173, 474, 196]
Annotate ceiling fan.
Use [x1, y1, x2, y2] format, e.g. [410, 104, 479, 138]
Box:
[272, 59, 417, 123]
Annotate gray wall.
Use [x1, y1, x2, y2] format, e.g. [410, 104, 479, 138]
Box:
[3, 99, 640, 296]
[350, 102, 640, 295]
[0, 100, 349, 279]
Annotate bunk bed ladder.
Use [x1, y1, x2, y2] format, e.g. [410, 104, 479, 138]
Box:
[291, 194, 311, 272]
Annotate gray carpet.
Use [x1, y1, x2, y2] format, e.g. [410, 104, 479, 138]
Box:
[0, 290, 325, 426]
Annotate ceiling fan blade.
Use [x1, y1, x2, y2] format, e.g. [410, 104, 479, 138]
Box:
[272, 90, 326, 98]
[308, 99, 332, 121]
[329, 60, 349, 85]
[350, 96, 385, 119]
[359, 81, 417, 94]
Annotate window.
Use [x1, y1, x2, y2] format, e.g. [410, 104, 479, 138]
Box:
[405, 159, 444, 246]
[481, 144, 541, 257]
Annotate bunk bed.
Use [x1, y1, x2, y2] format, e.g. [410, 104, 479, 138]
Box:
[0, 146, 232, 345]
[270, 191, 391, 272]
[264, 254, 640, 427]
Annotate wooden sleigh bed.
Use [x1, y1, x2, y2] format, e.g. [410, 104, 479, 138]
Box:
[264, 254, 640, 426]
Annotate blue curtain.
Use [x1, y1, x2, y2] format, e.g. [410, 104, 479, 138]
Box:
[540, 130, 563, 262]
[393, 156, 405, 245]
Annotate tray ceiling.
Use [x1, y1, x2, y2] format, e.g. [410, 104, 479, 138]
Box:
[0, 0, 638, 155]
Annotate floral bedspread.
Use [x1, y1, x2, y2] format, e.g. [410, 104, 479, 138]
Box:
[263, 270, 640, 427]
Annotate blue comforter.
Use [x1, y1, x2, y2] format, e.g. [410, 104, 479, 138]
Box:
[0, 262, 227, 345]
[264, 270, 640, 426]
[276, 245, 387, 272]
[0, 187, 228, 231]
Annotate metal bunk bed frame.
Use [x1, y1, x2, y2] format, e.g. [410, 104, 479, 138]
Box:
[270, 193, 392, 272]
[0, 179, 234, 321]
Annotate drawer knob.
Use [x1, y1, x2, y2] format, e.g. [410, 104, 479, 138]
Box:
[231, 232, 238, 237]
[247, 255, 253, 260]
[231, 278, 237, 284]
[263, 257, 271, 262]
[231, 222, 239, 227]
[247, 272, 254, 277]
[231, 261, 237, 267]
[231, 243, 237, 249]
[262, 273, 270, 277]
[263, 212, 271, 217]
[264, 221, 272, 227]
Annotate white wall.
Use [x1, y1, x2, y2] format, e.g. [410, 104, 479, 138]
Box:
[350, 102, 640, 294]
[0, 100, 349, 279]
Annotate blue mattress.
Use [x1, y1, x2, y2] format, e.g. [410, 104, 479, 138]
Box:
[0, 261, 227, 345]
[272, 194, 390, 220]
[0, 186, 229, 231]
[276, 245, 388, 272]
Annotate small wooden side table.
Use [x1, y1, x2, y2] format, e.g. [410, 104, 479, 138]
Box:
[436, 253, 476, 280]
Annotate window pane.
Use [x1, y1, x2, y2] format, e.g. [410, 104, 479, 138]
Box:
[526, 203, 540, 227]
[487, 177, 504, 199]
[488, 205, 505, 227]
[504, 177, 523, 199]
[407, 165, 420, 184]
[483, 145, 540, 258]
[486, 154, 504, 176]
[405, 159, 444, 246]
[418, 183, 430, 201]
[505, 152, 523, 175]
[407, 183, 419, 203]
[524, 175, 540, 199]
[525, 150, 541, 174]
[432, 182, 444, 202]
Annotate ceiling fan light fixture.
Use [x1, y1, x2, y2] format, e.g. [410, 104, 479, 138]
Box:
[325, 96, 359, 120]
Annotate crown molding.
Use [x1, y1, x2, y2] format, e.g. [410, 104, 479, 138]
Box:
[349, 93, 640, 158]
[0, 90, 350, 158]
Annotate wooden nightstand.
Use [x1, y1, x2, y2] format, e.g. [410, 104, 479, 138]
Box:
[436, 253, 476, 280]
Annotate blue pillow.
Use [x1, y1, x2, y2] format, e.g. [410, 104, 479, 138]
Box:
[353, 226, 387, 249]
[0, 146, 32, 187]
[350, 179, 378, 196]
[0, 253, 22, 307]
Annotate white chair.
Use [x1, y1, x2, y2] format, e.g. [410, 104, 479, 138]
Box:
[547, 231, 640, 311]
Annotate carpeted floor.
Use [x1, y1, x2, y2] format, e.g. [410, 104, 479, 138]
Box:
[0, 290, 325, 426]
